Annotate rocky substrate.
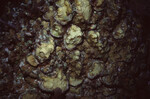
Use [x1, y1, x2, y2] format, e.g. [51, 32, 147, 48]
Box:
[0, 0, 149, 98]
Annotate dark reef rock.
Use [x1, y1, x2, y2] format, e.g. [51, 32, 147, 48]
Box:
[0, 0, 150, 98]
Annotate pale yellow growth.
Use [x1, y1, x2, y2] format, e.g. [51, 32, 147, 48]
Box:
[27, 55, 39, 67]
[97, 0, 104, 6]
[69, 77, 83, 86]
[64, 24, 83, 50]
[39, 69, 68, 92]
[88, 61, 104, 79]
[88, 30, 100, 44]
[55, 0, 72, 24]
[75, 0, 92, 21]
[36, 37, 54, 59]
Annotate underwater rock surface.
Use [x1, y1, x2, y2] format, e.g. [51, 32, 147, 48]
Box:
[0, 0, 149, 98]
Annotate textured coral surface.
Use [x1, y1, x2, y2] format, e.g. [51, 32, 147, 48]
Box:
[0, 0, 149, 99]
